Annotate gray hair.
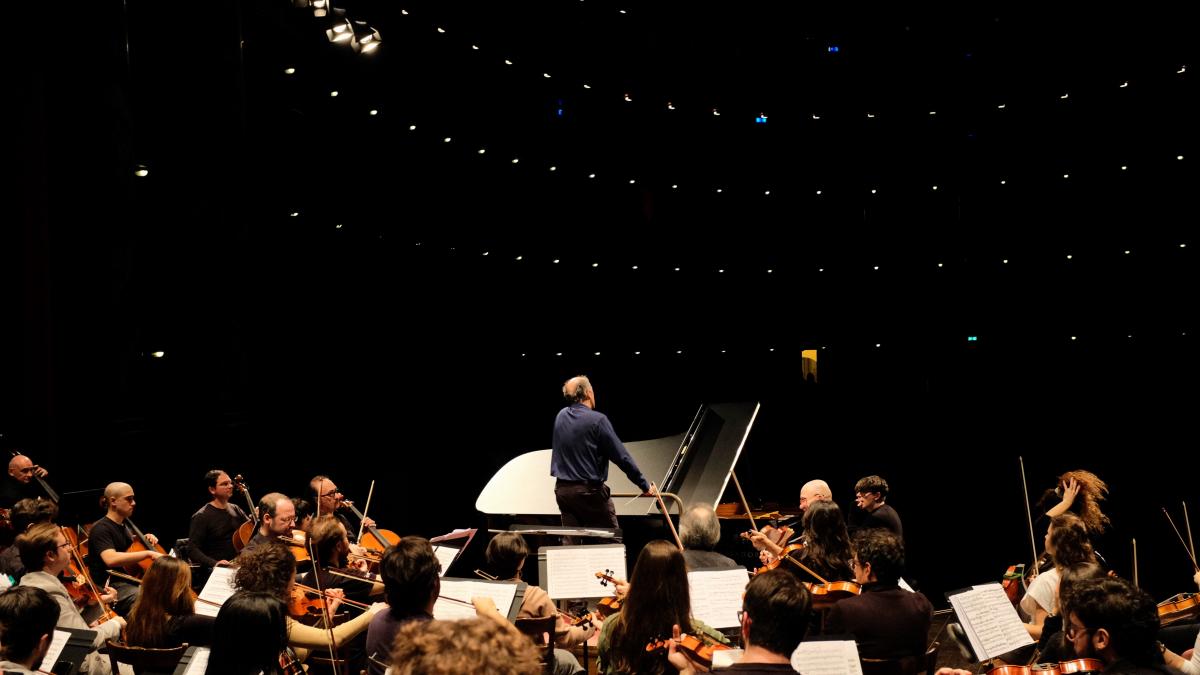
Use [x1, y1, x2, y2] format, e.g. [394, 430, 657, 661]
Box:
[679, 503, 721, 550]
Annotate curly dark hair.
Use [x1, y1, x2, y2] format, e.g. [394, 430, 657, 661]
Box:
[1063, 576, 1161, 667]
[851, 528, 905, 585]
[391, 617, 541, 675]
[1058, 470, 1110, 535]
[1048, 513, 1096, 569]
[233, 540, 296, 602]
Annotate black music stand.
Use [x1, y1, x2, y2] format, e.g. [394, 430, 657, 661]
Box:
[45, 626, 96, 675]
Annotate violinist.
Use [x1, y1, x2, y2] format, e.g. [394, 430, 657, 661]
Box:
[597, 540, 730, 675]
[242, 493, 296, 553]
[1021, 514, 1098, 640]
[799, 479, 834, 513]
[292, 497, 315, 534]
[16, 524, 125, 665]
[389, 615, 543, 675]
[125, 556, 215, 648]
[0, 453, 51, 509]
[1040, 471, 1111, 541]
[1036, 561, 1108, 662]
[750, 500, 854, 584]
[205, 590, 292, 675]
[745, 480, 834, 564]
[0, 498, 58, 581]
[365, 538, 440, 675]
[310, 476, 373, 544]
[679, 504, 740, 570]
[669, 570, 811, 675]
[1161, 570, 1200, 675]
[826, 529, 932, 660]
[0, 586, 60, 675]
[849, 475, 903, 540]
[301, 514, 385, 604]
[188, 470, 249, 570]
[1062, 576, 1168, 675]
[484, 532, 593, 675]
[86, 482, 163, 614]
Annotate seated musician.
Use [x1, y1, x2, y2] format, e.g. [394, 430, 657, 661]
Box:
[486, 531, 593, 675]
[187, 469, 248, 570]
[17, 523, 125, 673]
[849, 475, 903, 539]
[1040, 470, 1111, 539]
[671, 569, 811, 674]
[1022, 513, 1097, 640]
[125, 556, 215, 648]
[747, 479, 835, 562]
[292, 496, 315, 534]
[242, 492, 296, 553]
[0, 586, 61, 675]
[0, 498, 58, 582]
[365, 538, 441, 675]
[300, 514, 385, 605]
[85, 482, 162, 615]
[0, 453, 51, 510]
[1062, 576, 1169, 675]
[233, 539, 385, 668]
[750, 500, 854, 584]
[826, 529, 931, 660]
[679, 504, 740, 571]
[389, 616, 543, 675]
[1163, 571, 1200, 675]
[1034, 561, 1107, 662]
[598, 540, 730, 675]
[310, 475, 374, 545]
[205, 590, 292, 675]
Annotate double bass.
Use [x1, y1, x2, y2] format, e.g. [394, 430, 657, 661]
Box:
[231, 474, 258, 552]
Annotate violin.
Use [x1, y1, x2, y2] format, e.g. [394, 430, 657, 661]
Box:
[231, 474, 258, 552]
[1157, 592, 1200, 626]
[805, 580, 862, 604]
[752, 543, 806, 575]
[340, 499, 400, 553]
[279, 647, 305, 675]
[646, 633, 733, 670]
[595, 570, 625, 618]
[989, 658, 1105, 675]
[277, 532, 312, 564]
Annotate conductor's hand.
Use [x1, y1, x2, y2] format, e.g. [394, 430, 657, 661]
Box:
[642, 483, 658, 497]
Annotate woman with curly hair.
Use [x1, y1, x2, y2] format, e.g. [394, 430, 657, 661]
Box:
[389, 616, 542, 675]
[1043, 470, 1110, 536]
[1022, 513, 1097, 640]
[125, 556, 214, 648]
[597, 540, 729, 675]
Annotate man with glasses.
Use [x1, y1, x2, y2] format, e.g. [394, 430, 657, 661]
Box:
[310, 475, 374, 544]
[187, 469, 249, 573]
[1062, 576, 1168, 674]
[85, 481, 162, 615]
[242, 492, 296, 553]
[850, 474, 903, 539]
[0, 453, 52, 509]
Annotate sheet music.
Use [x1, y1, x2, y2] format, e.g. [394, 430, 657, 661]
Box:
[179, 647, 211, 675]
[711, 648, 744, 669]
[687, 568, 750, 628]
[948, 583, 1034, 661]
[36, 629, 72, 672]
[792, 639, 864, 675]
[433, 579, 519, 621]
[196, 566, 238, 617]
[543, 545, 626, 599]
[432, 545, 459, 577]
[899, 577, 915, 592]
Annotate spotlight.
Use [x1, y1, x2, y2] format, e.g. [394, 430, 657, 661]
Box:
[325, 10, 352, 43]
[311, 0, 328, 17]
[351, 21, 382, 53]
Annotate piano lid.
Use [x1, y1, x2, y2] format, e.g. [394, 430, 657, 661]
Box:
[475, 402, 760, 517]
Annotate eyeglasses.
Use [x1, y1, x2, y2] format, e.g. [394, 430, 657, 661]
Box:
[320, 489, 341, 498]
[1064, 622, 1091, 641]
[57, 541, 73, 549]
[737, 610, 747, 623]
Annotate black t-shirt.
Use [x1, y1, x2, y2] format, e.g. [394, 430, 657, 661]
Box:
[855, 503, 904, 540]
[86, 516, 134, 584]
[0, 476, 41, 509]
[187, 503, 246, 567]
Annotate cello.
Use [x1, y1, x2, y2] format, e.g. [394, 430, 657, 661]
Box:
[124, 518, 166, 577]
[231, 474, 258, 552]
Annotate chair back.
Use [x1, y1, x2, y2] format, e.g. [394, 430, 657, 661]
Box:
[105, 640, 189, 675]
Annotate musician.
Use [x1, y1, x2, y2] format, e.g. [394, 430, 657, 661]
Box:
[0, 498, 58, 581]
[1022, 513, 1097, 640]
[752, 500, 854, 584]
[17, 524, 125, 662]
[1062, 576, 1169, 675]
[826, 529, 931, 660]
[678, 503, 740, 570]
[292, 497, 315, 534]
[205, 590, 291, 675]
[0, 586, 60, 675]
[1041, 470, 1111, 537]
[309, 475, 374, 544]
[800, 479, 833, 512]
[0, 454, 51, 509]
[188, 470, 248, 570]
[301, 514, 385, 604]
[389, 616, 543, 675]
[1035, 561, 1107, 662]
[85, 481, 163, 615]
[670, 569, 811, 674]
[552, 376, 655, 534]
[849, 475, 903, 539]
[243, 492, 296, 553]
[1162, 571, 1200, 675]
[365, 538, 440, 675]
[125, 556, 215, 648]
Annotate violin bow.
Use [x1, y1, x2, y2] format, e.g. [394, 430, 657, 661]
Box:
[1184, 501, 1196, 564]
[1019, 457, 1039, 567]
[307, 531, 341, 675]
[1163, 507, 1200, 572]
[1132, 539, 1138, 587]
[357, 480, 376, 544]
[730, 470, 759, 534]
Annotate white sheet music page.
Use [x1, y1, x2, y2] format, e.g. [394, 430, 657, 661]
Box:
[179, 647, 211, 675]
[687, 568, 750, 628]
[433, 579, 519, 621]
[948, 583, 1034, 661]
[432, 545, 459, 577]
[36, 629, 72, 672]
[791, 639, 864, 675]
[543, 545, 627, 599]
[196, 565, 238, 617]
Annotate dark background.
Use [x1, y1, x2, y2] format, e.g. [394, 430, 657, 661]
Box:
[4, 1, 1196, 605]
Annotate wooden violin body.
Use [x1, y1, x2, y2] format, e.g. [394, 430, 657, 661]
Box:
[1158, 592, 1200, 626]
[989, 658, 1105, 675]
[646, 633, 733, 670]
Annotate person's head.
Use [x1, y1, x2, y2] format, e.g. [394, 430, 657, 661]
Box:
[679, 503, 721, 552]
[17, 522, 72, 576]
[207, 591, 290, 675]
[309, 475, 342, 516]
[310, 514, 350, 566]
[291, 497, 315, 533]
[381, 537, 441, 616]
[206, 470, 234, 503]
[234, 540, 297, 601]
[485, 532, 529, 580]
[741, 569, 811, 657]
[101, 482, 137, 519]
[1047, 513, 1095, 569]
[10, 498, 58, 533]
[1056, 562, 1107, 616]
[800, 500, 854, 576]
[854, 475, 889, 512]
[562, 375, 595, 409]
[7, 455, 37, 485]
[799, 480, 832, 512]
[1055, 470, 1111, 535]
[608, 540, 692, 675]
[257, 493, 296, 537]
[1063, 576, 1161, 667]
[390, 617, 542, 675]
[850, 528, 905, 586]
[0, 586, 60, 667]
[127, 556, 196, 648]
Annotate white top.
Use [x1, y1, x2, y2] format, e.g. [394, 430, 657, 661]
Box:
[1177, 629, 1200, 675]
[1019, 567, 1060, 620]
